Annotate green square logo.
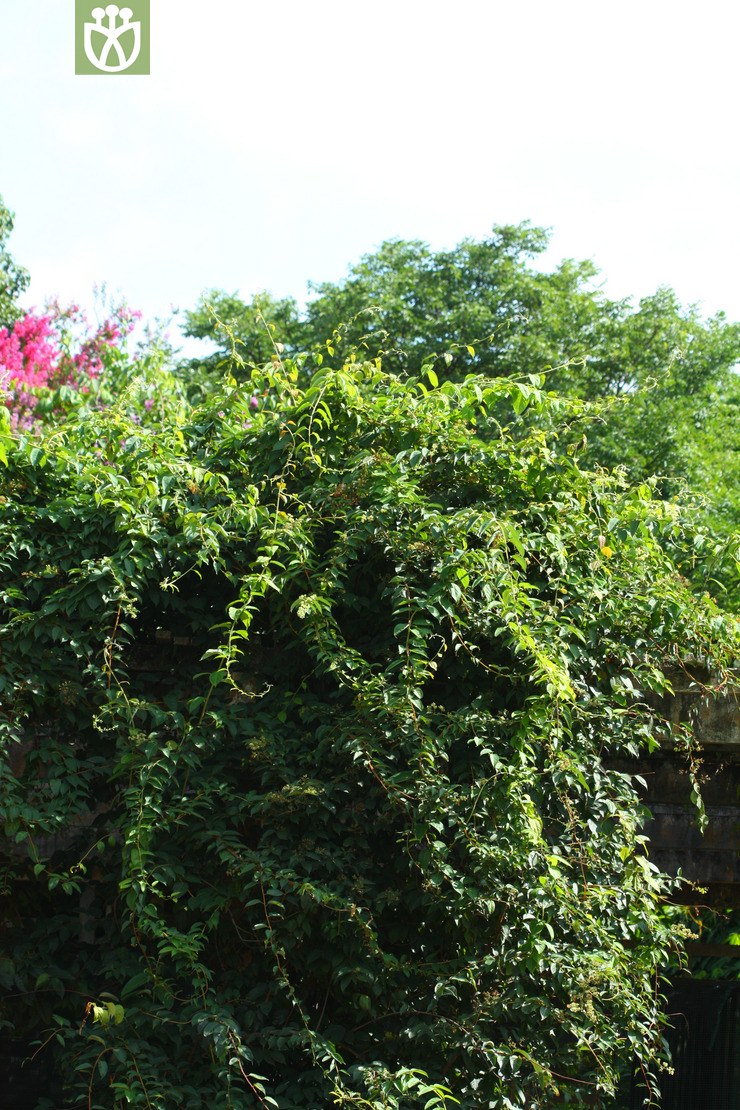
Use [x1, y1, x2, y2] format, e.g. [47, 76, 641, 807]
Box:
[75, 2, 150, 75]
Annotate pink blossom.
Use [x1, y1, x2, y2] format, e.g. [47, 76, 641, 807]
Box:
[1, 300, 144, 429]
[0, 314, 60, 389]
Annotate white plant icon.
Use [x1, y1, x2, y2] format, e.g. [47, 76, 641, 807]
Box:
[84, 4, 142, 73]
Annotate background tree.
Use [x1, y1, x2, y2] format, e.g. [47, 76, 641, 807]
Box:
[1, 352, 737, 1108]
[184, 225, 740, 606]
[183, 289, 302, 378]
[184, 225, 740, 411]
[0, 195, 30, 330]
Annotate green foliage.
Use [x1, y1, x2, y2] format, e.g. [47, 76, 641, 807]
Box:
[1, 353, 738, 1108]
[182, 227, 740, 609]
[0, 195, 30, 329]
[32, 318, 189, 431]
[684, 906, 740, 981]
[183, 290, 302, 380]
[183, 225, 740, 412]
[677, 370, 740, 608]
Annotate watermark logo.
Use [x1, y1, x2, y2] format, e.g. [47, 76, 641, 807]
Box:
[75, 1, 150, 75]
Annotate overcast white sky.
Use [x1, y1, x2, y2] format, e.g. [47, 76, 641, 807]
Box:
[1, 0, 738, 350]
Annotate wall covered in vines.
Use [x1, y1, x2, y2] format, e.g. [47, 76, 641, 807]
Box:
[1, 356, 738, 1108]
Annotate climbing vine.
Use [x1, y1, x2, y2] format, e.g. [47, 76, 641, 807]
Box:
[0, 353, 738, 1108]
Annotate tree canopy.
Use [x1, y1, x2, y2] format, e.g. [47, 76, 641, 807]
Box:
[1, 348, 738, 1108]
[184, 226, 740, 607]
[0, 195, 30, 330]
[184, 224, 740, 409]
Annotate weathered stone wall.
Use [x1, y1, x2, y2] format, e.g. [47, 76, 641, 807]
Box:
[615, 678, 740, 903]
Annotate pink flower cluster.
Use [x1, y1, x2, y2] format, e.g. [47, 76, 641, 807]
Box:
[0, 314, 61, 429]
[0, 314, 60, 390]
[0, 301, 142, 429]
